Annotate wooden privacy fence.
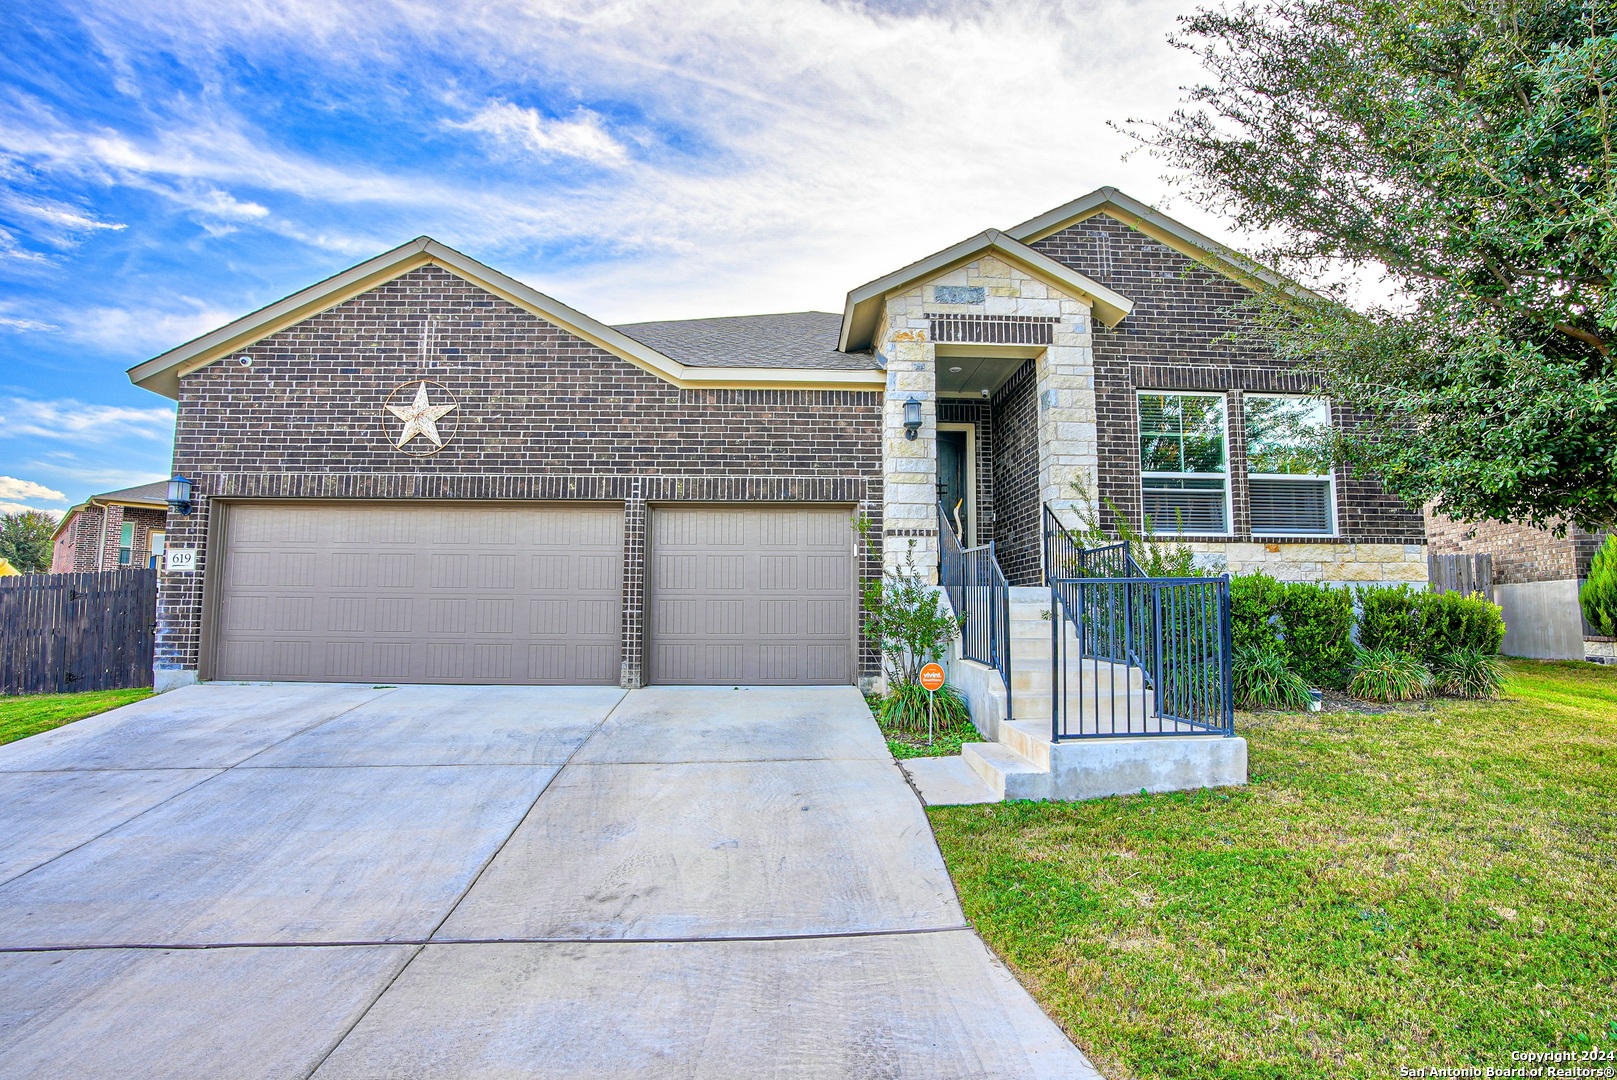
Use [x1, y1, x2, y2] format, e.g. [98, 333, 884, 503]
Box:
[1428, 553, 1495, 603]
[0, 570, 157, 695]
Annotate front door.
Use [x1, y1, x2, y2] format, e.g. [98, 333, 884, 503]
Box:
[937, 430, 968, 544]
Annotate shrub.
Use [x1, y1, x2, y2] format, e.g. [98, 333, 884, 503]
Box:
[854, 529, 960, 686]
[1230, 570, 1286, 653]
[1232, 645, 1312, 711]
[1348, 647, 1431, 702]
[1355, 584, 1424, 653]
[1581, 534, 1617, 637]
[1279, 581, 1355, 689]
[1417, 590, 1505, 663]
[1432, 647, 1507, 700]
[880, 680, 972, 734]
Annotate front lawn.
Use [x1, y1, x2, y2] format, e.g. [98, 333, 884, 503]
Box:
[929, 660, 1617, 1078]
[0, 688, 152, 747]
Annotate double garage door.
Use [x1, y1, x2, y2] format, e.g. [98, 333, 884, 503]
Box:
[209, 503, 853, 686]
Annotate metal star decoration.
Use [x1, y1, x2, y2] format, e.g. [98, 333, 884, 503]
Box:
[386, 382, 458, 449]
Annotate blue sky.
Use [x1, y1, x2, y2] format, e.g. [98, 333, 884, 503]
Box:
[0, 0, 1213, 515]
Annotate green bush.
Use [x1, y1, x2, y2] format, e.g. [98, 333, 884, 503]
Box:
[1581, 534, 1617, 637]
[1417, 590, 1505, 662]
[1349, 647, 1432, 702]
[880, 680, 971, 734]
[1278, 581, 1355, 689]
[1230, 570, 1285, 653]
[1356, 584, 1425, 653]
[1432, 647, 1507, 700]
[1232, 645, 1312, 711]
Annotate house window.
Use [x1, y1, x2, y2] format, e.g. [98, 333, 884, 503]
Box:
[1245, 394, 1335, 535]
[149, 530, 165, 571]
[1139, 392, 1229, 534]
[118, 522, 134, 565]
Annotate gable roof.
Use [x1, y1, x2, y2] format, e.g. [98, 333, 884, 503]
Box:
[615, 312, 874, 370]
[127, 238, 885, 399]
[1005, 186, 1308, 297]
[838, 229, 1134, 354]
[50, 480, 169, 543]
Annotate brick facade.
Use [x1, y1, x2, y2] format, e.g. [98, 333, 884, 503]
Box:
[1031, 214, 1426, 552]
[1424, 511, 1609, 586]
[50, 503, 167, 574]
[989, 359, 1041, 585]
[159, 265, 884, 687]
[937, 398, 995, 547]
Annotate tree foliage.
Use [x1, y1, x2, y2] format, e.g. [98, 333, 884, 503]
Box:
[1581, 533, 1617, 634]
[1133, 0, 1617, 531]
[0, 511, 56, 573]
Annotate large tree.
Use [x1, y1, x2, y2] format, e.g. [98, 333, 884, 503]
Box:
[1134, 0, 1617, 532]
[0, 511, 58, 574]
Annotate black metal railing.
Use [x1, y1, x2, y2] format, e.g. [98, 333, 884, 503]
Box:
[939, 503, 1012, 718]
[1043, 503, 1232, 741]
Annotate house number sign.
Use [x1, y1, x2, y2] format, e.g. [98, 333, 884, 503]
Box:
[165, 548, 198, 572]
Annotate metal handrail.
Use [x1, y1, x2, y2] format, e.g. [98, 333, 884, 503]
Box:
[939, 503, 1012, 720]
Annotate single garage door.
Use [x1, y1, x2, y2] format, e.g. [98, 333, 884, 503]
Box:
[211, 503, 623, 684]
[647, 506, 855, 685]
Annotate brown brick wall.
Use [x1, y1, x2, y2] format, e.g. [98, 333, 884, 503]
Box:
[1032, 214, 1425, 546]
[1425, 510, 1609, 585]
[991, 358, 1041, 584]
[52, 504, 167, 573]
[160, 265, 884, 685]
[937, 399, 995, 547]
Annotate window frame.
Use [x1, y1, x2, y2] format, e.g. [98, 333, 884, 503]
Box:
[1137, 390, 1232, 537]
[1243, 393, 1338, 538]
[117, 521, 135, 566]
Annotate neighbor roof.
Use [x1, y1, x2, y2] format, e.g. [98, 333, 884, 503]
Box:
[614, 312, 876, 371]
[838, 229, 1135, 354]
[127, 238, 885, 398]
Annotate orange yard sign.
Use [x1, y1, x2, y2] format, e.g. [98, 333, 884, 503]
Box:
[919, 663, 946, 692]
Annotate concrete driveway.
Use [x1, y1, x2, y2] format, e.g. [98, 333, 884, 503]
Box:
[0, 683, 1098, 1079]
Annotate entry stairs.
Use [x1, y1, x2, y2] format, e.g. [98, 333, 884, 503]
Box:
[902, 587, 1247, 806]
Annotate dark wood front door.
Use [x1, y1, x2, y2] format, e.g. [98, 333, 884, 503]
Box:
[937, 430, 968, 544]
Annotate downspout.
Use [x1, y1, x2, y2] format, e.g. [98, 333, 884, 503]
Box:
[93, 500, 110, 571]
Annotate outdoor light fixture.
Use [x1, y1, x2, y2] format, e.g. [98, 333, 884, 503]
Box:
[166, 474, 193, 517]
[903, 397, 922, 440]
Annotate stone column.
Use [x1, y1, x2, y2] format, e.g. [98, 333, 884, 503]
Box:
[880, 324, 939, 583]
[1037, 304, 1101, 539]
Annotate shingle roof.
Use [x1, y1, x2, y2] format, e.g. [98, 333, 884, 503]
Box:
[95, 481, 168, 505]
[612, 311, 878, 370]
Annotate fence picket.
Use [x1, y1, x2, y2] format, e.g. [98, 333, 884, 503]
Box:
[0, 569, 157, 694]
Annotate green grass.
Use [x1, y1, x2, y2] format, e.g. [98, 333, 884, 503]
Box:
[928, 660, 1617, 1078]
[0, 688, 152, 746]
[865, 692, 985, 759]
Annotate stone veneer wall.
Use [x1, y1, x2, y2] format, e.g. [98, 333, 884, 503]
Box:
[159, 264, 884, 687]
[1029, 214, 1425, 580]
[875, 254, 1100, 582]
[1189, 540, 1427, 585]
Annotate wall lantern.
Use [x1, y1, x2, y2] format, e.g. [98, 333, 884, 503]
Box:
[903, 397, 922, 441]
[167, 474, 194, 517]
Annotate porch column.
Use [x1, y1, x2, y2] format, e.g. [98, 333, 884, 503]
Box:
[1036, 303, 1102, 538]
[881, 324, 939, 583]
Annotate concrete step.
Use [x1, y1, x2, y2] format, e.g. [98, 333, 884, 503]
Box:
[962, 742, 1046, 800]
[901, 756, 1000, 806]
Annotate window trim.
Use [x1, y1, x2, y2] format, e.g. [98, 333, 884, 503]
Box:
[1244, 393, 1338, 538]
[1137, 390, 1232, 537]
[117, 521, 135, 566]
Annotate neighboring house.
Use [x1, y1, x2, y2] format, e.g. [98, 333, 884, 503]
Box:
[1425, 511, 1609, 660]
[127, 186, 1425, 693]
[49, 482, 170, 574]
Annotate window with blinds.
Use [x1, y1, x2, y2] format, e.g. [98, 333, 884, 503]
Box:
[1245, 395, 1336, 535]
[1138, 392, 1229, 534]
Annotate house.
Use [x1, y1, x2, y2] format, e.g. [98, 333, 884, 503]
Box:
[49, 481, 170, 574]
[126, 187, 1426, 695]
[1424, 512, 1610, 660]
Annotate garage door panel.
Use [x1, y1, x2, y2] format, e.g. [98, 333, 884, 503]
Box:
[213, 504, 623, 685]
[648, 507, 853, 686]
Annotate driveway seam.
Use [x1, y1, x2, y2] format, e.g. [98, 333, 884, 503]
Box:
[298, 687, 630, 1080]
[0, 924, 976, 954]
[0, 688, 400, 893]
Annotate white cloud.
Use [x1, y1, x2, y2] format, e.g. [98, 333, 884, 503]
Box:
[0, 313, 59, 332]
[0, 502, 64, 518]
[58, 302, 240, 354]
[0, 397, 176, 445]
[451, 101, 627, 166]
[0, 476, 68, 503]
